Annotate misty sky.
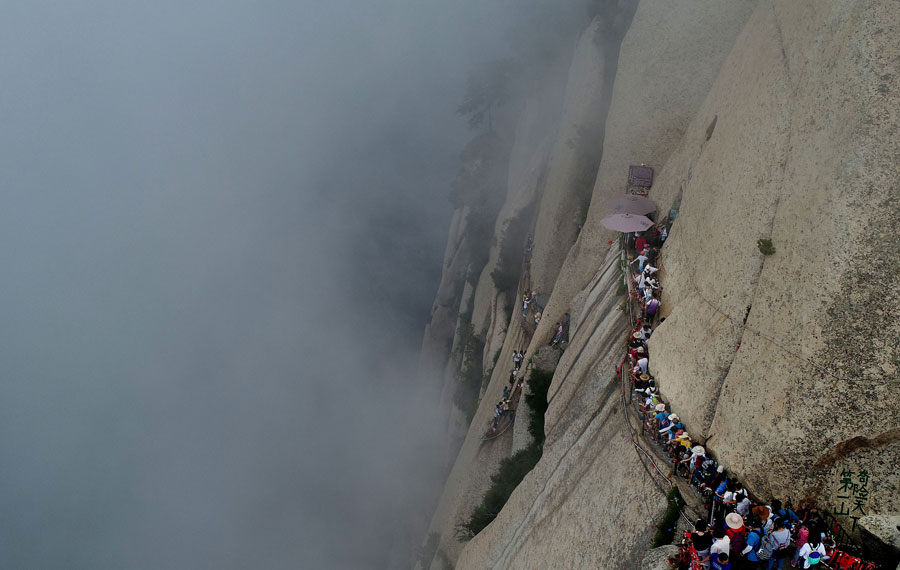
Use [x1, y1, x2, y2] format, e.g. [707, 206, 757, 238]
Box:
[0, 1, 587, 569]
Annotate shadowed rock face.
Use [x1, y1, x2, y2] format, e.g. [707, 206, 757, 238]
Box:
[421, 0, 900, 567]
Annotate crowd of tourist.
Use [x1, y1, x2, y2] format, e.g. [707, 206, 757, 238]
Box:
[620, 226, 882, 570]
[487, 284, 571, 436]
[487, 351, 527, 435]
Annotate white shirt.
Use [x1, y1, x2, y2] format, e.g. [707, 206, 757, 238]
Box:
[762, 506, 774, 532]
[710, 536, 730, 556]
[797, 543, 827, 568]
[736, 497, 751, 516]
[637, 357, 649, 374]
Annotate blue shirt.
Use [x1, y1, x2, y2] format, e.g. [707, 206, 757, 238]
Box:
[710, 556, 731, 570]
[745, 529, 764, 562]
[775, 508, 801, 523]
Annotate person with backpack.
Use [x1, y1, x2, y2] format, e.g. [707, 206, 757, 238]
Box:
[796, 531, 828, 568]
[741, 515, 766, 568]
[712, 477, 729, 523]
[765, 519, 792, 569]
[724, 512, 746, 560]
[659, 414, 683, 440]
[771, 499, 801, 525]
[721, 480, 739, 514]
[692, 457, 716, 489]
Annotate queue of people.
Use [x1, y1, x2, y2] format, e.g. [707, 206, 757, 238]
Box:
[487, 285, 568, 437]
[487, 351, 528, 436]
[620, 227, 881, 570]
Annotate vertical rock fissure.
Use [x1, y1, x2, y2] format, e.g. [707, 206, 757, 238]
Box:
[704, 2, 795, 441]
[546, 252, 622, 406]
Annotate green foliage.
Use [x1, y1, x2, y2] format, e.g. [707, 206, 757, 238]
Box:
[524, 368, 553, 446]
[757, 238, 776, 256]
[480, 348, 503, 395]
[449, 133, 507, 210]
[490, 203, 536, 296]
[435, 549, 454, 570]
[417, 532, 441, 569]
[457, 59, 517, 131]
[449, 133, 510, 289]
[457, 368, 554, 540]
[452, 317, 486, 425]
[651, 487, 686, 547]
[456, 444, 543, 540]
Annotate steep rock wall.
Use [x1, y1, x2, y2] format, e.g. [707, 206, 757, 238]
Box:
[527, 16, 614, 296]
[532, 0, 759, 348]
[470, 66, 567, 339]
[420, 22, 621, 566]
[420, 0, 900, 568]
[648, 0, 900, 514]
[454, 246, 665, 570]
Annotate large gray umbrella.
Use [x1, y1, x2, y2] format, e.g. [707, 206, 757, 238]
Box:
[600, 213, 654, 233]
[605, 194, 657, 215]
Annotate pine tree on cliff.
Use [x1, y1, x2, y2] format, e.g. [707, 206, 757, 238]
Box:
[457, 59, 516, 131]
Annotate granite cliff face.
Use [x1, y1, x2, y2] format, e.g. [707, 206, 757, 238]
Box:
[418, 1, 900, 568]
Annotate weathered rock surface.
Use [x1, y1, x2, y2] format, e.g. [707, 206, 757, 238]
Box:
[511, 346, 561, 453]
[648, 0, 900, 518]
[454, 245, 666, 570]
[641, 545, 680, 570]
[419, 19, 627, 567]
[528, 16, 615, 296]
[858, 514, 900, 564]
[419, 0, 900, 568]
[531, 0, 759, 350]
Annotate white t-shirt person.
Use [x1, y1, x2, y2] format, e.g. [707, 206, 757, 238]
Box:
[710, 534, 730, 557]
[797, 542, 827, 568]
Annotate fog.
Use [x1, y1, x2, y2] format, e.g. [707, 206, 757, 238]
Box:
[0, 1, 588, 568]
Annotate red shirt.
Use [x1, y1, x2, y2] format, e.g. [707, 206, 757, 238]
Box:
[635, 237, 648, 251]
